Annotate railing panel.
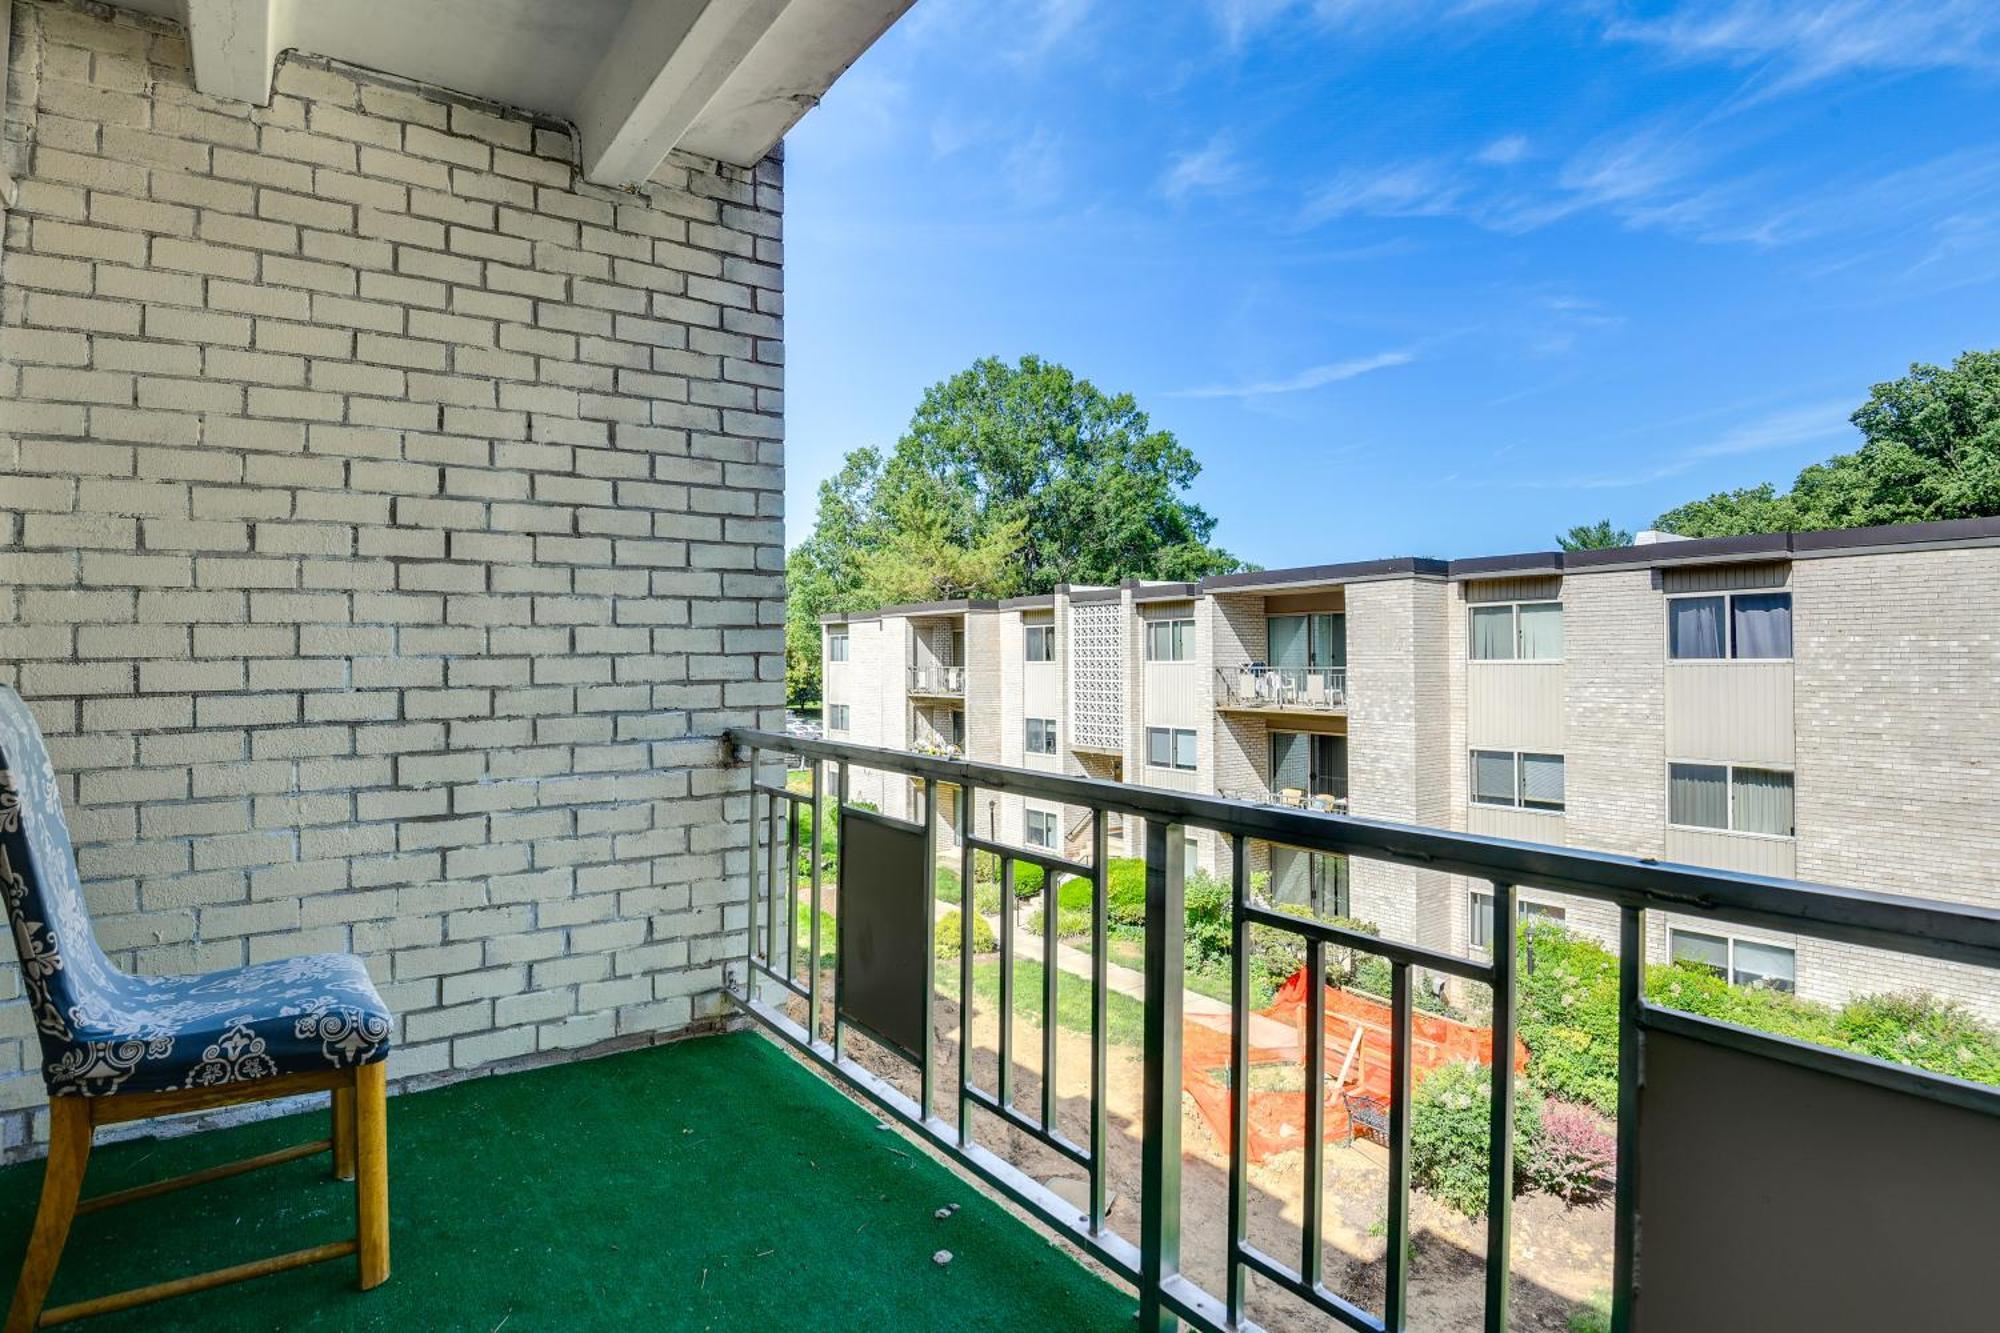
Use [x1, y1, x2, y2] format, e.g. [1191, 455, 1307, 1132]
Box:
[723, 728, 2000, 1333]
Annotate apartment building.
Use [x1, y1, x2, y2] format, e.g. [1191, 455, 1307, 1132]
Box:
[821, 516, 2000, 1015]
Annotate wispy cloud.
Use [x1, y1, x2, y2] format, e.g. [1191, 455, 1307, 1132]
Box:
[1475, 134, 1530, 166]
[1170, 349, 1416, 398]
[1520, 400, 1855, 490]
[1299, 161, 1467, 226]
[1160, 136, 1247, 201]
[1609, 1, 2000, 97]
[1002, 126, 1067, 209]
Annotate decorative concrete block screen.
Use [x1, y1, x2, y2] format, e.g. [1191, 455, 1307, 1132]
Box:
[0, 0, 783, 1155]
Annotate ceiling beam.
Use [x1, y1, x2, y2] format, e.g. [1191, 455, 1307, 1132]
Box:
[180, 0, 280, 106]
[575, 0, 793, 188]
[678, 0, 916, 167]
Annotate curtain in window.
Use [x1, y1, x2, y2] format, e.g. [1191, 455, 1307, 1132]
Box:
[1268, 615, 1308, 673]
[1147, 729, 1171, 767]
[1519, 753, 1565, 809]
[1668, 597, 1724, 659]
[1469, 892, 1494, 950]
[1173, 621, 1193, 659]
[1174, 729, 1197, 769]
[1517, 603, 1564, 660]
[1314, 614, 1347, 670]
[1669, 762, 1728, 828]
[1270, 846, 1312, 908]
[1731, 767, 1794, 836]
[1469, 606, 1515, 660]
[1271, 732, 1309, 793]
[1731, 593, 1792, 659]
[1471, 749, 1515, 804]
[1670, 931, 1728, 975]
[1732, 940, 1796, 990]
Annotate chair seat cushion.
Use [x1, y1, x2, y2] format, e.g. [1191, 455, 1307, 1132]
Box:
[48, 953, 393, 1098]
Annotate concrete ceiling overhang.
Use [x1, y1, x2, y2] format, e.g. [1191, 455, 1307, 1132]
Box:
[110, 0, 912, 184]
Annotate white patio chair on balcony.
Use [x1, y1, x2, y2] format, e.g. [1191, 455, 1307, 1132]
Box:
[1304, 674, 1329, 708]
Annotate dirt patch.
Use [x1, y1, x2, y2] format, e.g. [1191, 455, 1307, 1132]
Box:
[774, 962, 1610, 1331]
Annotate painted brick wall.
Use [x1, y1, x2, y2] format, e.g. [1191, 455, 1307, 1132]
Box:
[0, 1, 784, 1154]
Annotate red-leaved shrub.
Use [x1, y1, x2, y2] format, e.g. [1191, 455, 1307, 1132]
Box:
[1531, 1099, 1615, 1205]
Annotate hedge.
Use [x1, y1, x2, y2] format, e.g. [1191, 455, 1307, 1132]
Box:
[1516, 921, 2000, 1114]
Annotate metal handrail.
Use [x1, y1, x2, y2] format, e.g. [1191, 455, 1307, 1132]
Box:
[724, 726, 2000, 1333]
[1216, 664, 1348, 709]
[907, 664, 966, 695]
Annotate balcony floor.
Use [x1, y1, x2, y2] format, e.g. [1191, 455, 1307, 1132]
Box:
[0, 1032, 1132, 1330]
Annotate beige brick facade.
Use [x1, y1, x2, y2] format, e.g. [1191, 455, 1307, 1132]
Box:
[822, 533, 2000, 1018]
[1, 2, 783, 1154]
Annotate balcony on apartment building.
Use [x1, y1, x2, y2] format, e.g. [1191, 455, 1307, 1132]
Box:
[1215, 664, 1348, 714]
[907, 663, 968, 698]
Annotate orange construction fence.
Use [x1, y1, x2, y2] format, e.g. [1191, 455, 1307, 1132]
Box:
[1183, 969, 1530, 1165]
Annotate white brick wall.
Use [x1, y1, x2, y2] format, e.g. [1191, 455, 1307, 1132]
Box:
[0, 1, 783, 1154]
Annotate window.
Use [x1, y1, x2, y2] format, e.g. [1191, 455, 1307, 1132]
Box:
[1147, 726, 1197, 771]
[828, 704, 850, 732]
[1469, 890, 1567, 952]
[827, 629, 849, 662]
[1668, 763, 1794, 836]
[1469, 601, 1563, 662]
[1470, 750, 1565, 811]
[1024, 624, 1055, 662]
[1668, 591, 1791, 660]
[1026, 807, 1058, 849]
[1025, 717, 1057, 755]
[1267, 613, 1346, 673]
[1146, 617, 1195, 661]
[1669, 929, 1796, 992]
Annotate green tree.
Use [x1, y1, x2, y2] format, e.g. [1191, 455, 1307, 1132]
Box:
[1556, 520, 1632, 551]
[1657, 350, 2000, 537]
[786, 356, 1245, 703]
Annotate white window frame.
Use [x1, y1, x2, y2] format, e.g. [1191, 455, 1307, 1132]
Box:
[1467, 600, 1563, 663]
[1468, 888, 1567, 953]
[1025, 805, 1058, 849]
[1664, 590, 1793, 663]
[1146, 726, 1198, 772]
[1145, 617, 1196, 662]
[827, 704, 850, 733]
[1025, 716, 1058, 756]
[827, 628, 849, 662]
[1024, 624, 1055, 663]
[1667, 927, 1797, 992]
[1469, 749, 1565, 812]
[1665, 761, 1795, 839]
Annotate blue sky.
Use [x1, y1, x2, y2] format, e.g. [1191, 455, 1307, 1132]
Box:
[781, 0, 2000, 569]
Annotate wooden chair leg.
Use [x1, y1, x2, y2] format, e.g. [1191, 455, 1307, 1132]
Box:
[331, 1085, 356, 1182]
[353, 1063, 390, 1291]
[6, 1099, 93, 1333]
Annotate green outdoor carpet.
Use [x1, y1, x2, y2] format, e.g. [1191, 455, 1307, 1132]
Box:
[0, 1032, 1134, 1331]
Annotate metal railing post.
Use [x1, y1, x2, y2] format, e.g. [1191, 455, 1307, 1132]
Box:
[958, 781, 976, 1147]
[1225, 835, 1248, 1325]
[921, 776, 939, 1121]
[1090, 805, 1110, 1233]
[807, 760, 824, 1042]
[1613, 905, 1645, 1333]
[1485, 880, 1518, 1333]
[1386, 959, 1414, 1330]
[1139, 821, 1186, 1333]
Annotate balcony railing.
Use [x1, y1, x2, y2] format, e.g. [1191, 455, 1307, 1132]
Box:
[726, 727, 2000, 1333]
[1216, 665, 1346, 711]
[908, 664, 966, 696]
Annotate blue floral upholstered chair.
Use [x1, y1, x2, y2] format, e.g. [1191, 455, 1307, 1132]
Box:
[0, 686, 394, 1329]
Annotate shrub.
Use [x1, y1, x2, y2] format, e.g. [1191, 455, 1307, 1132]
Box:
[936, 908, 997, 959]
[1349, 956, 1462, 1018]
[1832, 992, 2000, 1086]
[973, 883, 1003, 915]
[1409, 1061, 1542, 1219]
[972, 851, 1047, 899]
[1185, 871, 1232, 965]
[1512, 922, 2000, 1116]
[934, 865, 962, 905]
[1106, 857, 1147, 925]
[1026, 906, 1093, 938]
[1514, 921, 1623, 1114]
[1567, 1292, 1612, 1333]
[1529, 1099, 1615, 1206]
[1054, 875, 1094, 913]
